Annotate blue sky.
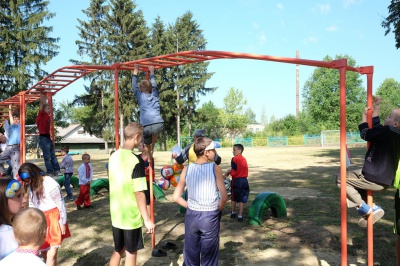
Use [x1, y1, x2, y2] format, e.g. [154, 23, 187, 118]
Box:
[44, 0, 399, 122]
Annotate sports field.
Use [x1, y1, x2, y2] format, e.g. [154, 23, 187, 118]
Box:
[36, 145, 397, 266]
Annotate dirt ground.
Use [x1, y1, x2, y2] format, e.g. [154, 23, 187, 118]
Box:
[39, 146, 397, 266]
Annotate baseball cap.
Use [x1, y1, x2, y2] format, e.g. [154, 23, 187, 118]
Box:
[193, 129, 206, 138]
[205, 141, 217, 151]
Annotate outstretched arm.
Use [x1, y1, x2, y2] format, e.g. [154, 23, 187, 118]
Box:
[132, 64, 140, 96]
[8, 105, 13, 124]
[372, 95, 382, 117]
[148, 66, 154, 75]
[39, 93, 47, 112]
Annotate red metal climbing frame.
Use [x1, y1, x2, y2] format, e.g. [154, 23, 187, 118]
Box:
[0, 50, 375, 265]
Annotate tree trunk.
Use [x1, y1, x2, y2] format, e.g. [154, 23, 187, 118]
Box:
[104, 140, 109, 154]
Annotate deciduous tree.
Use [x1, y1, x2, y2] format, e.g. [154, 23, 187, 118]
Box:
[302, 55, 365, 131]
[375, 78, 400, 119]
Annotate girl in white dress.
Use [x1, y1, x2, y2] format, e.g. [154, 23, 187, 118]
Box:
[19, 162, 71, 266]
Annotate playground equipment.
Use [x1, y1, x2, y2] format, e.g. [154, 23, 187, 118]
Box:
[57, 176, 166, 201]
[248, 192, 287, 226]
[57, 175, 79, 189]
[0, 50, 377, 265]
[90, 178, 109, 196]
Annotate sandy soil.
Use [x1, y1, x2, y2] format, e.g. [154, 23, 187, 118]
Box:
[49, 146, 375, 266]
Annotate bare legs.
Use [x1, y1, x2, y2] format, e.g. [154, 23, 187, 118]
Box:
[42, 247, 58, 266]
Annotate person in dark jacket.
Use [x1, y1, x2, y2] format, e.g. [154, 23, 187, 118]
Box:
[337, 96, 400, 228]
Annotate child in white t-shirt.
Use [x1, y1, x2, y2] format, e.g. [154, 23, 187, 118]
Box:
[0, 208, 47, 266]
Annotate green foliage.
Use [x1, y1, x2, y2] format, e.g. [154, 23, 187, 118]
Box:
[70, 7, 215, 149]
[375, 78, 400, 119]
[382, 1, 400, 49]
[0, 0, 59, 99]
[220, 87, 249, 137]
[302, 54, 366, 132]
[245, 107, 257, 123]
[163, 11, 215, 137]
[194, 101, 224, 139]
[266, 114, 300, 136]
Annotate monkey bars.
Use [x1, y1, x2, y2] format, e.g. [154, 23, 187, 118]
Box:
[0, 50, 376, 265]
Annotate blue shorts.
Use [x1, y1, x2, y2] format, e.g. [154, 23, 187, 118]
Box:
[231, 178, 249, 203]
[143, 123, 164, 145]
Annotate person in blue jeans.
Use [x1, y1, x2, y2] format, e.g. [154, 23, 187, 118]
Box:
[36, 93, 60, 177]
[0, 106, 21, 180]
[60, 146, 74, 200]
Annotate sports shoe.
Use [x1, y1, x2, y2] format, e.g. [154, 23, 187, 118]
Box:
[65, 196, 73, 201]
[54, 171, 62, 177]
[238, 216, 244, 222]
[357, 203, 384, 228]
[230, 212, 236, 219]
[76, 205, 82, 210]
[357, 202, 371, 216]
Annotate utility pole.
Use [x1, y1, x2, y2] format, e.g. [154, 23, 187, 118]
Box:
[296, 50, 300, 118]
[176, 34, 181, 147]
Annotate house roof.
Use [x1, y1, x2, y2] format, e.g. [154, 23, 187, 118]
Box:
[56, 124, 110, 144]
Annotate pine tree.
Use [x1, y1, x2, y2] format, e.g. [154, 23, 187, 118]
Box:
[164, 11, 215, 141]
[106, 0, 150, 126]
[149, 16, 175, 150]
[0, 0, 59, 99]
[71, 0, 113, 151]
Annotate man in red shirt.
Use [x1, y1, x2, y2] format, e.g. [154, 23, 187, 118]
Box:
[35, 93, 60, 177]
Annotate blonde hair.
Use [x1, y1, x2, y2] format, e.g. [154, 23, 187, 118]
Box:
[140, 80, 152, 93]
[124, 122, 143, 140]
[13, 208, 47, 246]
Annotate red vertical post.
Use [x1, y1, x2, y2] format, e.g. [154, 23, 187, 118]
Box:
[366, 73, 374, 266]
[47, 93, 55, 143]
[338, 60, 348, 266]
[114, 69, 119, 150]
[19, 93, 26, 164]
[145, 70, 156, 248]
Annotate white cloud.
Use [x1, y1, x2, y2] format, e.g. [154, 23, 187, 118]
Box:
[276, 2, 284, 10]
[326, 25, 338, 32]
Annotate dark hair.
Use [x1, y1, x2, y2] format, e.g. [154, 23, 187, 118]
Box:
[193, 137, 213, 157]
[234, 144, 244, 152]
[18, 163, 45, 201]
[61, 146, 69, 153]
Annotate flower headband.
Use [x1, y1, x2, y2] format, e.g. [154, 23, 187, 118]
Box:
[19, 171, 44, 180]
[6, 180, 21, 198]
